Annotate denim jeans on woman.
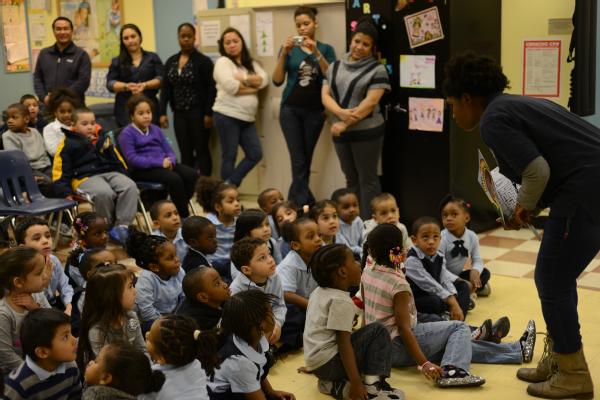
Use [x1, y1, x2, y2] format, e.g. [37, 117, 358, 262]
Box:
[213, 112, 263, 187]
[279, 105, 325, 205]
[392, 320, 522, 371]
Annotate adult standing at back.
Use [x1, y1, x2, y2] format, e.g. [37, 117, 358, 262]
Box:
[160, 23, 216, 175]
[213, 27, 268, 187]
[106, 23, 164, 127]
[34, 17, 91, 106]
[321, 20, 390, 220]
[272, 6, 336, 206]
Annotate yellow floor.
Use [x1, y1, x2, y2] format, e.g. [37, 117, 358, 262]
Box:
[268, 274, 600, 399]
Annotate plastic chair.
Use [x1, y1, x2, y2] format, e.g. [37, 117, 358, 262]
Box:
[0, 150, 77, 249]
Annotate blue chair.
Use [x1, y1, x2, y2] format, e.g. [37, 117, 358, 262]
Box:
[0, 150, 77, 248]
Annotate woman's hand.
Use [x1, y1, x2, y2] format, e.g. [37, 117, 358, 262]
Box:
[331, 121, 348, 137]
[504, 204, 530, 230]
[130, 82, 146, 95]
[233, 71, 245, 82]
[282, 36, 295, 55]
[348, 381, 369, 400]
[246, 74, 263, 88]
[204, 116, 213, 129]
[159, 115, 169, 129]
[303, 37, 317, 53]
[163, 157, 173, 170]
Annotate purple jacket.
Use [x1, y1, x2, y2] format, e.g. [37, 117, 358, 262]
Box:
[119, 123, 177, 170]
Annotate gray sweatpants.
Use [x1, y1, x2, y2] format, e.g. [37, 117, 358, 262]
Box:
[78, 172, 138, 226]
[334, 136, 384, 220]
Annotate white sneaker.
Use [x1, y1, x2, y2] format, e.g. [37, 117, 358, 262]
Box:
[364, 379, 405, 399]
[318, 379, 349, 399]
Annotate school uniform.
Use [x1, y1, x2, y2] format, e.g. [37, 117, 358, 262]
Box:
[44, 255, 74, 309]
[182, 247, 212, 273]
[135, 268, 185, 326]
[404, 246, 471, 318]
[152, 228, 189, 263]
[364, 219, 412, 251]
[277, 250, 318, 349]
[337, 217, 365, 258]
[229, 273, 286, 329]
[139, 359, 208, 400]
[176, 298, 222, 331]
[205, 213, 235, 281]
[229, 238, 283, 282]
[440, 228, 491, 289]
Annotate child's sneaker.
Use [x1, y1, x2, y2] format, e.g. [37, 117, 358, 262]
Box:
[520, 319, 537, 363]
[471, 319, 492, 341]
[478, 282, 491, 296]
[364, 379, 405, 399]
[436, 365, 486, 388]
[469, 293, 477, 310]
[317, 379, 349, 399]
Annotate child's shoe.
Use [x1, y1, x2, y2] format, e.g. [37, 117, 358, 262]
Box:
[469, 293, 477, 310]
[436, 365, 486, 388]
[520, 320, 537, 363]
[478, 282, 491, 296]
[364, 379, 405, 399]
[317, 379, 349, 399]
[471, 319, 492, 341]
[490, 316, 511, 343]
[109, 225, 129, 245]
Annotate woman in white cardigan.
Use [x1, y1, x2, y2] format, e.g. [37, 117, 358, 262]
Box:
[213, 27, 268, 187]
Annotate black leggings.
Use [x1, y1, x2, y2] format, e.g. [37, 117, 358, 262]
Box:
[173, 107, 212, 175]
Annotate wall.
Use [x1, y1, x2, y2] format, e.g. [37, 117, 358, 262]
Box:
[501, 0, 576, 108]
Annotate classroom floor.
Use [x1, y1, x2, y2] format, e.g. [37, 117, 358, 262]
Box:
[268, 226, 600, 400]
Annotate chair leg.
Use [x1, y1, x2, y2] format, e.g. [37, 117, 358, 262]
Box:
[138, 198, 153, 234]
[52, 211, 63, 250]
[188, 200, 199, 216]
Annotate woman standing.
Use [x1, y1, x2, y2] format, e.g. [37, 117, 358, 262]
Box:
[321, 20, 390, 220]
[272, 6, 336, 206]
[444, 52, 600, 400]
[106, 23, 164, 127]
[213, 27, 268, 187]
[160, 23, 216, 175]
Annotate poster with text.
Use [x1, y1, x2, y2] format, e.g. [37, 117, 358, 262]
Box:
[408, 97, 444, 132]
[200, 20, 221, 47]
[523, 39, 561, 97]
[400, 54, 435, 89]
[404, 6, 444, 49]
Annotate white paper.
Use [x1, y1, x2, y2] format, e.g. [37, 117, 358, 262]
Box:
[408, 97, 444, 132]
[400, 55, 436, 89]
[28, 13, 46, 42]
[523, 39, 561, 97]
[192, 0, 208, 12]
[255, 11, 273, 57]
[230, 14, 251, 49]
[5, 42, 29, 63]
[29, 0, 47, 11]
[199, 20, 221, 47]
[477, 150, 519, 224]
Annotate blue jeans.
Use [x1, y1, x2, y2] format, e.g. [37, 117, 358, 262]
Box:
[535, 207, 600, 353]
[392, 321, 522, 372]
[213, 112, 263, 187]
[279, 106, 325, 205]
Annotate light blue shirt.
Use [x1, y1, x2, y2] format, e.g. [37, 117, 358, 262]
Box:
[277, 250, 318, 299]
[439, 228, 484, 275]
[45, 255, 74, 305]
[230, 237, 281, 281]
[205, 213, 235, 263]
[135, 268, 185, 323]
[139, 359, 208, 400]
[229, 272, 287, 327]
[207, 335, 268, 395]
[404, 246, 459, 300]
[268, 214, 279, 240]
[152, 228, 189, 262]
[338, 217, 365, 258]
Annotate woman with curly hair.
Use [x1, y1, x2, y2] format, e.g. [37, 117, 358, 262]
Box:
[443, 52, 600, 400]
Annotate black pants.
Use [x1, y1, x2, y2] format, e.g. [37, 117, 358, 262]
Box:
[130, 164, 197, 218]
[458, 267, 491, 292]
[173, 107, 212, 175]
[413, 279, 471, 318]
[280, 304, 306, 349]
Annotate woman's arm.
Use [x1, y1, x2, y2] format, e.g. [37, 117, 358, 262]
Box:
[249, 61, 269, 90]
[346, 88, 386, 126]
[321, 84, 347, 119]
[272, 39, 294, 86]
[213, 57, 242, 95]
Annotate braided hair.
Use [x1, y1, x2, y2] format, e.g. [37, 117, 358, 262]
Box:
[73, 211, 104, 241]
[439, 194, 471, 215]
[125, 227, 167, 270]
[308, 243, 350, 288]
[361, 223, 403, 270]
[151, 315, 220, 378]
[221, 290, 276, 345]
[195, 176, 238, 215]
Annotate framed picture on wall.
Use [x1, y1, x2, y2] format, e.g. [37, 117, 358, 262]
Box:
[2, 0, 31, 72]
[57, 0, 123, 67]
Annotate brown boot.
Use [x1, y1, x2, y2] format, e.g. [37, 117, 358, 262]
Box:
[527, 347, 594, 399]
[517, 334, 557, 383]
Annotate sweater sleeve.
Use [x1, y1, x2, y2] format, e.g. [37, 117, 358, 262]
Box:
[517, 155, 550, 211]
[253, 61, 269, 89]
[1, 132, 20, 151]
[135, 273, 161, 323]
[43, 123, 66, 156]
[0, 312, 23, 371]
[156, 126, 177, 164]
[118, 126, 164, 169]
[70, 51, 92, 97]
[200, 55, 216, 116]
[106, 57, 120, 92]
[213, 57, 241, 95]
[159, 57, 174, 116]
[88, 325, 107, 357]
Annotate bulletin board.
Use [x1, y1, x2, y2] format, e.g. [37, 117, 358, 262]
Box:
[1, 0, 31, 73]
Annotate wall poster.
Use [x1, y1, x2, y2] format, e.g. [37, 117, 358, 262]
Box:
[522, 39, 561, 97]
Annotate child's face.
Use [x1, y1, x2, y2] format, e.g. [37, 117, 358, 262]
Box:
[342, 249, 362, 287]
[16, 253, 47, 294]
[249, 217, 272, 242]
[337, 193, 359, 224]
[291, 220, 322, 259]
[23, 224, 53, 257]
[154, 202, 181, 234]
[216, 189, 241, 218]
[261, 190, 283, 213]
[145, 319, 161, 362]
[275, 207, 297, 228]
[85, 345, 111, 386]
[6, 108, 29, 132]
[196, 267, 231, 306]
[155, 242, 181, 278]
[192, 224, 218, 254]
[316, 206, 339, 238]
[243, 243, 276, 280]
[88, 250, 117, 274]
[82, 218, 109, 248]
[411, 223, 442, 257]
[121, 275, 136, 311]
[22, 99, 40, 122]
[44, 323, 78, 364]
[441, 202, 470, 235]
[373, 198, 400, 225]
[73, 112, 96, 139]
[131, 101, 152, 130]
[55, 101, 74, 126]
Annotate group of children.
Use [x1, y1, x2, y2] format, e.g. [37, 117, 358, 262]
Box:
[0, 173, 540, 399]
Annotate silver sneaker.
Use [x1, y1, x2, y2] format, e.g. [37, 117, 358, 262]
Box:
[521, 319, 537, 363]
[318, 379, 349, 399]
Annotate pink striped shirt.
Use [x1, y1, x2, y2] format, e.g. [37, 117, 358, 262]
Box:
[361, 263, 418, 338]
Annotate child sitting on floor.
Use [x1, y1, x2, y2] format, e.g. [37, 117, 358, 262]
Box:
[181, 216, 217, 273]
[364, 193, 411, 251]
[331, 188, 365, 259]
[257, 187, 284, 240]
[151, 200, 189, 262]
[270, 200, 299, 259]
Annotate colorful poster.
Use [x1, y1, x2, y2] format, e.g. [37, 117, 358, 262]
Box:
[400, 54, 436, 89]
[523, 39, 561, 97]
[1, 0, 31, 72]
[255, 11, 273, 57]
[408, 97, 444, 132]
[404, 6, 444, 49]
